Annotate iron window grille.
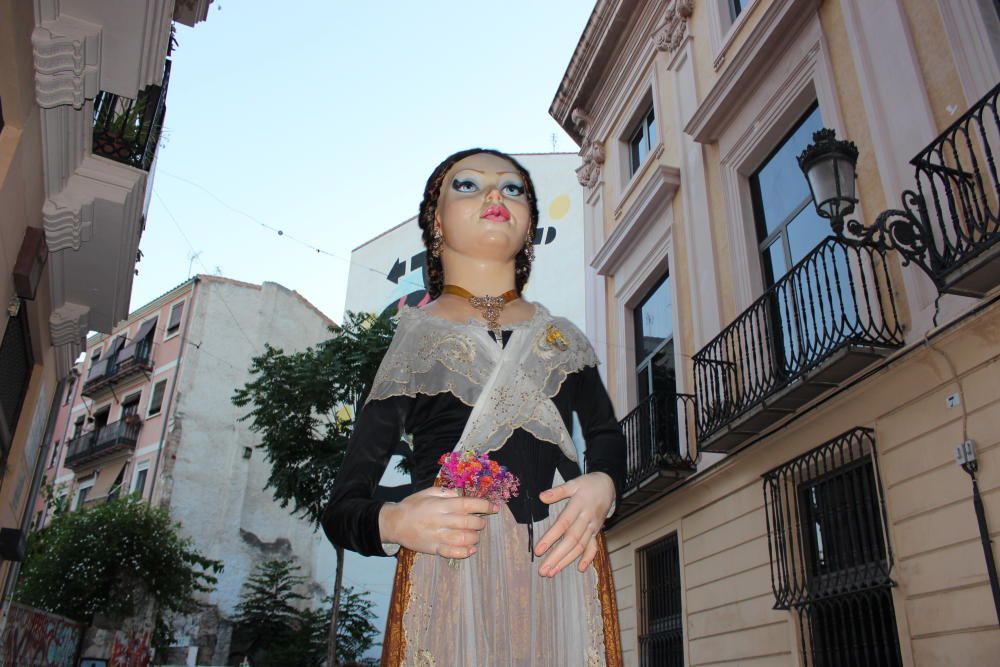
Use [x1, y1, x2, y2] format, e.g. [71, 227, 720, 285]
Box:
[638, 532, 684, 667]
[763, 427, 903, 667]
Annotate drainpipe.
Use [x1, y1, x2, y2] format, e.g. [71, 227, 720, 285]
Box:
[148, 276, 200, 506]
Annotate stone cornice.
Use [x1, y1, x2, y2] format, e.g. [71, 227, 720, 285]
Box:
[592, 164, 681, 276]
[550, 0, 638, 143]
[684, 0, 820, 143]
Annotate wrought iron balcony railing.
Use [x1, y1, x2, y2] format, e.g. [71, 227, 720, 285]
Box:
[615, 391, 697, 519]
[693, 238, 904, 451]
[849, 81, 1000, 297]
[64, 418, 142, 469]
[92, 60, 170, 171]
[82, 340, 154, 397]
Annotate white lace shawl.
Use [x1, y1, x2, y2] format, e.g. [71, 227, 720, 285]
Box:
[366, 303, 598, 462]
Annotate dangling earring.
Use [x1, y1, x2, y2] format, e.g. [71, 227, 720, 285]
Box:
[523, 231, 535, 264]
[431, 227, 443, 259]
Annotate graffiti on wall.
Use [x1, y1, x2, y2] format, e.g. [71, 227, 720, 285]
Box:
[109, 629, 151, 667]
[0, 602, 82, 667]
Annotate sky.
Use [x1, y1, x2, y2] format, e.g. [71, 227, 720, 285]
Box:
[132, 1, 595, 322]
[131, 1, 596, 656]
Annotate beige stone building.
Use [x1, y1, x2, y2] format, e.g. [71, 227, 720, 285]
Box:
[551, 0, 1000, 665]
[0, 0, 212, 603]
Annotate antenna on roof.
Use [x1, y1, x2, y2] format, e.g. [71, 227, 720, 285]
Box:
[551, 133, 557, 152]
[188, 251, 202, 279]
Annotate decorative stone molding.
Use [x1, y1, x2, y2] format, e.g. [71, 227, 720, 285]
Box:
[49, 302, 89, 349]
[32, 16, 101, 110]
[572, 109, 606, 188]
[42, 198, 94, 252]
[652, 0, 694, 56]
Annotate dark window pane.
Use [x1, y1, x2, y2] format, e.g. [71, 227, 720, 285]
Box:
[754, 106, 823, 238]
[639, 533, 684, 666]
[635, 275, 673, 361]
[647, 108, 657, 149]
[0, 305, 33, 453]
[786, 203, 830, 268]
[148, 380, 167, 415]
[650, 342, 676, 397]
[729, 0, 744, 23]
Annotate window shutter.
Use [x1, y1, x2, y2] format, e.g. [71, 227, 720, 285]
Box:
[148, 380, 167, 415]
[0, 305, 34, 455]
[167, 302, 184, 333]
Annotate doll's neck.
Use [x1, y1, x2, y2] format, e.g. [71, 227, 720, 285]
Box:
[440, 256, 517, 297]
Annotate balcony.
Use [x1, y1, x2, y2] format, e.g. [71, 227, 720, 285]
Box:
[64, 418, 141, 469]
[92, 60, 170, 171]
[694, 238, 904, 452]
[82, 340, 154, 398]
[865, 82, 1000, 297]
[613, 392, 697, 521]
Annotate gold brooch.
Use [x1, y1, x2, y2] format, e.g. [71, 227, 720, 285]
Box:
[545, 324, 570, 351]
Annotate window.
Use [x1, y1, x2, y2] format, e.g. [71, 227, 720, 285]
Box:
[0, 302, 34, 457]
[49, 439, 60, 468]
[91, 346, 102, 362]
[72, 416, 85, 438]
[147, 380, 167, 416]
[763, 428, 902, 667]
[132, 464, 149, 497]
[638, 533, 684, 666]
[166, 301, 185, 336]
[628, 105, 657, 177]
[634, 273, 675, 402]
[64, 374, 77, 405]
[728, 0, 743, 22]
[73, 475, 96, 510]
[750, 103, 825, 285]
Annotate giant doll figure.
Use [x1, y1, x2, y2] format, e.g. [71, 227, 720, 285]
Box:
[322, 148, 626, 666]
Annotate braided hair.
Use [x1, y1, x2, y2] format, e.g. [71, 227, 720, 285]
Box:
[418, 148, 540, 300]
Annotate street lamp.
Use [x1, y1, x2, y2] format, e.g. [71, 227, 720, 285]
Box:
[797, 128, 859, 235]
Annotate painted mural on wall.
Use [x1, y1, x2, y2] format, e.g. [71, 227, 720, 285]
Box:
[345, 153, 587, 330]
[108, 628, 151, 667]
[0, 602, 82, 667]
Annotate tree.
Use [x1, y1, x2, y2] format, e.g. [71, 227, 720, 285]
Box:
[232, 311, 397, 666]
[232, 559, 308, 662]
[15, 495, 223, 652]
[233, 559, 380, 667]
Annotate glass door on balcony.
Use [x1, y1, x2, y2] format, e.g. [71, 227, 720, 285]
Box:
[634, 274, 679, 465]
[750, 104, 851, 378]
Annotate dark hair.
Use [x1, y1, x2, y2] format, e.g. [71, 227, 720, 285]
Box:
[418, 148, 539, 300]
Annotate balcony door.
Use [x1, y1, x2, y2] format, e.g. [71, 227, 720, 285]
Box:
[750, 104, 849, 378]
[633, 274, 679, 466]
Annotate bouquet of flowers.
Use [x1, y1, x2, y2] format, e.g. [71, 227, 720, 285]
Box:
[436, 449, 520, 567]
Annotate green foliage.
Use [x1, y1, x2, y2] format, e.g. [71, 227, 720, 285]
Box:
[15, 495, 223, 650]
[334, 584, 380, 664]
[233, 560, 379, 666]
[232, 311, 399, 526]
[232, 559, 308, 655]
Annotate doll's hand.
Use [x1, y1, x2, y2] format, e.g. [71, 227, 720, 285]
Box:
[534, 472, 615, 577]
[379, 487, 496, 560]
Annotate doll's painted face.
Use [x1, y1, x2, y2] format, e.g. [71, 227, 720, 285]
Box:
[434, 153, 532, 264]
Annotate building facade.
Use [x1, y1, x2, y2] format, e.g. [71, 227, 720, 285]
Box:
[551, 0, 1000, 665]
[0, 0, 212, 606]
[36, 276, 338, 665]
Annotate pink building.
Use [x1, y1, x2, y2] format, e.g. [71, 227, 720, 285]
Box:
[34, 274, 338, 664]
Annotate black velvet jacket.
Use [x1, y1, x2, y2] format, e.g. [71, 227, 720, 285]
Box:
[320, 337, 626, 558]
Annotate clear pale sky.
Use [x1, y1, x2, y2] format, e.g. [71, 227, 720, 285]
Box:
[131, 1, 595, 655]
[132, 1, 594, 321]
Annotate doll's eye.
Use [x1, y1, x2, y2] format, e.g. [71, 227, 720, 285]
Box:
[501, 182, 525, 197]
[453, 179, 479, 193]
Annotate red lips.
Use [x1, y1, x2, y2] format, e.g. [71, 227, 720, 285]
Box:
[481, 204, 511, 222]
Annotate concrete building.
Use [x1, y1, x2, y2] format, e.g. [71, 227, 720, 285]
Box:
[37, 275, 338, 665]
[0, 0, 212, 605]
[551, 0, 1000, 665]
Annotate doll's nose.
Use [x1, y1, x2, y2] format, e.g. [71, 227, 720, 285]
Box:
[485, 187, 503, 202]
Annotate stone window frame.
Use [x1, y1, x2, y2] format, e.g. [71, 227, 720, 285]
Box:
[707, 0, 763, 71]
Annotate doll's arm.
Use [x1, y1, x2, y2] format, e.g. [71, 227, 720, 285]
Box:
[575, 365, 627, 517]
[321, 396, 409, 557]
